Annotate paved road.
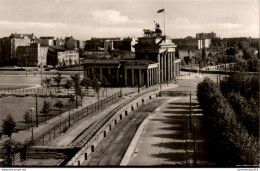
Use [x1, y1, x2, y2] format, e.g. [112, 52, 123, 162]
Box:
[126, 71, 219, 166]
[81, 98, 167, 166]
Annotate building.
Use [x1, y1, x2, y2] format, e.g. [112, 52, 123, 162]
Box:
[82, 34, 181, 87]
[65, 36, 79, 50]
[39, 37, 55, 46]
[196, 32, 217, 49]
[85, 37, 136, 52]
[16, 43, 48, 67]
[196, 32, 217, 39]
[0, 33, 39, 65]
[47, 45, 79, 67]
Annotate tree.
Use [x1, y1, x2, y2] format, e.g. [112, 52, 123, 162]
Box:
[78, 90, 86, 107]
[42, 77, 52, 94]
[23, 111, 31, 131]
[41, 101, 51, 124]
[2, 140, 22, 166]
[54, 100, 64, 117]
[71, 74, 81, 109]
[1, 114, 17, 140]
[90, 77, 101, 101]
[80, 78, 91, 94]
[53, 72, 64, 92]
[102, 74, 114, 97]
[201, 48, 207, 67]
[64, 79, 73, 94]
[69, 94, 75, 104]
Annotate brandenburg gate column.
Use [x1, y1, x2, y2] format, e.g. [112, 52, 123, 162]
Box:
[124, 68, 128, 86]
[157, 53, 161, 84]
[99, 68, 103, 81]
[146, 69, 149, 87]
[116, 68, 120, 86]
[139, 69, 142, 86]
[164, 53, 167, 82]
[169, 52, 172, 80]
[131, 69, 134, 86]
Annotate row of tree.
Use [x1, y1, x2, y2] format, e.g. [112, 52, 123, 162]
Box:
[197, 76, 259, 165]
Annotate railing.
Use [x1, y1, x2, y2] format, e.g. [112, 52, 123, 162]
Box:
[0, 87, 95, 96]
[32, 91, 122, 146]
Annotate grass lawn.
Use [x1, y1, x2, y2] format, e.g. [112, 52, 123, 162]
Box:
[0, 96, 71, 131]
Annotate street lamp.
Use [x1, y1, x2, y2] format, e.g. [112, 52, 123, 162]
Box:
[40, 56, 43, 85]
[120, 75, 122, 96]
[160, 70, 162, 90]
[30, 108, 35, 144]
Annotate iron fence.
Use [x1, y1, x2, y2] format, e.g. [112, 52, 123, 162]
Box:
[32, 91, 122, 146]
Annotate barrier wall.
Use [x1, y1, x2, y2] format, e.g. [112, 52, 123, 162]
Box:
[66, 89, 159, 166]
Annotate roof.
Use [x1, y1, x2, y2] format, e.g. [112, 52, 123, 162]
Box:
[123, 59, 157, 66]
[10, 33, 35, 39]
[40, 36, 54, 39]
[82, 59, 157, 66]
[48, 45, 66, 52]
[82, 59, 120, 65]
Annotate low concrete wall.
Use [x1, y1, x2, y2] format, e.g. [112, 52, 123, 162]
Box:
[66, 90, 159, 166]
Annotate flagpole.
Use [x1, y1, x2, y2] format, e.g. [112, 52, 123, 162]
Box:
[164, 9, 165, 37]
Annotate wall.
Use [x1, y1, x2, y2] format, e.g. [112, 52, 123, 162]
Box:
[66, 89, 159, 166]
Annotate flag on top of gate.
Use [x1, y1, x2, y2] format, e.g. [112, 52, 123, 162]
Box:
[157, 9, 164, 13]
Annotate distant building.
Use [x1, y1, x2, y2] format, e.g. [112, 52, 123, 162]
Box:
[0, 33, 39, 65]
[16, 43, 48, 67]
[47, 45, 79, 67]
[39, 37, 55, 46]
[85, 37, 136, 52]
[82, 34, 181, 87]
[196, 32, 217, 39]
[196, 32, 216, 49]
[65, 36, 79, 50]
[55, 37, 65, 46]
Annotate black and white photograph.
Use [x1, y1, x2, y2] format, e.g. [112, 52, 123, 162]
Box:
[0, 0, 259, 169]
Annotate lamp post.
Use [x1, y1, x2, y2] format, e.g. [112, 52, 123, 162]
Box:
[30, 108, 35, 144]
[120, 75, 122, 96]
[160, 70, 162, 90]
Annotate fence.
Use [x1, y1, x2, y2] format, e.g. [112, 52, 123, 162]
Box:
[0, 87, 95, 96]
[32, 91, 122, 146]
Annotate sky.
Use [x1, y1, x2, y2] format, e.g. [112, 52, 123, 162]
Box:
[0, 0, 259, 40]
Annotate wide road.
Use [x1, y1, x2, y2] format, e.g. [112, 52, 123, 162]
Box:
[81, 98, 167, 166]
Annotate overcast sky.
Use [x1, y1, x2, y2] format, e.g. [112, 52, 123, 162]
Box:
[0, 0, 259, 40]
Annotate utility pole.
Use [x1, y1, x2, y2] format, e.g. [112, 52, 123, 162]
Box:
[35, 94, 38, 127]
[30, 108, 35, 144]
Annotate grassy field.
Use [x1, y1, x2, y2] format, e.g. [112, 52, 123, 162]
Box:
[0, 96, 70, 130]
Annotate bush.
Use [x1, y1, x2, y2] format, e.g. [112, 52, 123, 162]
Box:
[197, 78, 259, 165]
